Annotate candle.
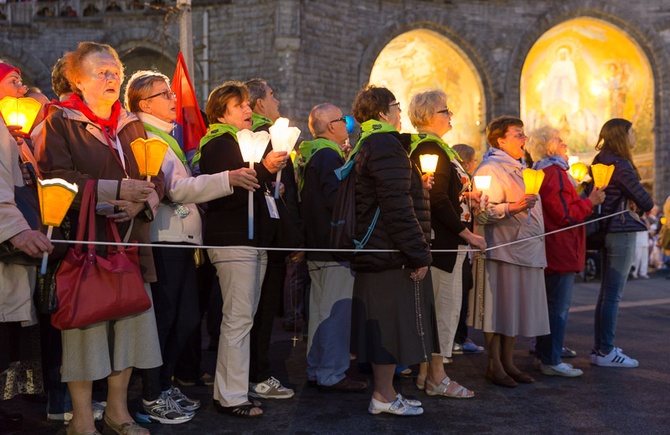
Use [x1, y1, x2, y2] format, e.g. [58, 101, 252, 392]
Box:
[237, 129, 271, 239]
[269, 117, 301, 198]
[37, 178, 78, 274]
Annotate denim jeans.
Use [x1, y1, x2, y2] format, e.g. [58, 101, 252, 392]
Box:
[594, 232, 636, 354]
[536, 273, 575, 366]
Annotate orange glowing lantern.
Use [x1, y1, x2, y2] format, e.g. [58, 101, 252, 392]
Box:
[570, 161, 589, 183]
[419, 154, 439, 174]
[474, 175, 492, 210]
[37, 178, 78, 274]
[0, 96, 42, 134]
[237, 129, 271, 240]
[523, 168, 545, 223]
[130, 138, 169, 182]
[590, 163, 615, 189]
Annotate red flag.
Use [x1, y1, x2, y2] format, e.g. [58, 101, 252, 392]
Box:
[171, 52, 207, 155]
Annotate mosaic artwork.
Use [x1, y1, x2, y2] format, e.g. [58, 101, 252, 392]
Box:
[369, 29, 486, 154]
[521, 17, 654, 182]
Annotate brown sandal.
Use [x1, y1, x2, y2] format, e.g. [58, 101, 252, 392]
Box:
[103, 414, 149, 435]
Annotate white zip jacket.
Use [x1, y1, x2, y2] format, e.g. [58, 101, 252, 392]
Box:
[139, 113, 233, 245]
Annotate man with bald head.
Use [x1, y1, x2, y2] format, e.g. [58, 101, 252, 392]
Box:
[299, 103, 366, 392]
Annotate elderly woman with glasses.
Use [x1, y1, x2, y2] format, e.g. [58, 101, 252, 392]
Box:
[124, 71, 259, 424]
[349, 85, 437, 416]
[407, 90, 485, 399]
[199, 81, 287, 418]
[36, 42, 164, 435]
[525, 126, 605, 378]
[472, 116, 550, 388]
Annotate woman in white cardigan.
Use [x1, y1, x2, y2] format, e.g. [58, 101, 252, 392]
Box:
[124, 71, 259, 424]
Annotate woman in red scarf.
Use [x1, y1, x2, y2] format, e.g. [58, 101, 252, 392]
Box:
[35, 42, 164, 435]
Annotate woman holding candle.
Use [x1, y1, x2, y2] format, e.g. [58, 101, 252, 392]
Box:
[124, 71, 259, 424]
[526, 126, 605, 377]
[407, 90, 484, 398]
[588, 118, 653, 368]
[198, 81, 287, 418]
[35, 42, 164, 435]
[472, 116, 549, 388]
[0, 104, 54, 431]
[349, 85, 436, 416]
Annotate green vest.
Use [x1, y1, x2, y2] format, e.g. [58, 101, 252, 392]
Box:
[297, 137, 345, 191]
[191, 123, 240, 168]
[408, 133, 461, 162]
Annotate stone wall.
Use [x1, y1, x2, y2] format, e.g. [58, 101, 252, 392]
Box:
[1, 0, 669, 200]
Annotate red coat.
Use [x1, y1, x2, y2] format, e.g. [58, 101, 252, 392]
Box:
[539, 164, 594, 274]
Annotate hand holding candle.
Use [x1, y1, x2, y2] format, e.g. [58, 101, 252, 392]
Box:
[269, 117, 301, 198]
[591, 163, 614, 213]
[419, 154, 438, 190]
[237, 129, 271, 239]
[37, 178, 78, 274]
[474, 175, 491, 211]
[522, 168, 544, 224]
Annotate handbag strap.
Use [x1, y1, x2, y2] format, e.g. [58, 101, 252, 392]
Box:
[72, 180, 96, 252]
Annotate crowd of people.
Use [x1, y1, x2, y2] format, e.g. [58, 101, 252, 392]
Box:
[0, 40, 667, 433]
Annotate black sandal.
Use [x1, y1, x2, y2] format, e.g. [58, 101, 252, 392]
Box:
[213, 401, 263, 418]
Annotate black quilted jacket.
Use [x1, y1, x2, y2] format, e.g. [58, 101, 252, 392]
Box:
[350, 131, 432, 272]
[592, 149, 653, 233]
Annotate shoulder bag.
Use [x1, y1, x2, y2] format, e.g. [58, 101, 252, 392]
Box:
[51, 181, 151, 330]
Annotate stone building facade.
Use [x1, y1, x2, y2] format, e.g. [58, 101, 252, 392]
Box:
[1, 0, 669, 201]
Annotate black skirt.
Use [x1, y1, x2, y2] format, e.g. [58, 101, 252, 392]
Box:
[351, 268, 439, 365]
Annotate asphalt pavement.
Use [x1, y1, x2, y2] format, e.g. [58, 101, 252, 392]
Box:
[4, 269, 670, 434]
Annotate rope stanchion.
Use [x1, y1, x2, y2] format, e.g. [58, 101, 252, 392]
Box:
[47, 209, 630, 255]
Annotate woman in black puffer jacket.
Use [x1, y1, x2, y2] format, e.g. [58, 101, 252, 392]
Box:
[349, 86, 436, 417]
[589, 118, 653, 369]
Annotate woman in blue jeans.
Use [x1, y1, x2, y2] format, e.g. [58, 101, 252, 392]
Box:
[589, 118, 653, 368]
[526, 127, 605, 377]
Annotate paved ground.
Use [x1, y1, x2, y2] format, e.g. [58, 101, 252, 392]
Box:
[4, 270, 670, 434]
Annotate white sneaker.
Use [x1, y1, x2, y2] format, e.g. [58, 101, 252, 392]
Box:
[590, 348, 639, 368]
[249, 376, 295, 399]
[368, 396, 423, 416]
[541, 362, 583, 377]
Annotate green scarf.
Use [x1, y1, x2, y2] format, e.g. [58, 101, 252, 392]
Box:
[191, 123, 240, 168]
[408, 133, 461, 162]
[347, 120, 398, 162]
[143, 122, 187, 168]
[335, 120, 398, 179]
[297, 137, 345, 192]
[251, 113, 273, 131]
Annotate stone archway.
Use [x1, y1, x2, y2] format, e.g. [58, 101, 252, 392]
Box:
[368, 29, 487, 152]
[521, 17, 655, 185]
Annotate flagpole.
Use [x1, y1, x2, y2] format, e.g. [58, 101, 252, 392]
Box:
[177, 0, 194, 76]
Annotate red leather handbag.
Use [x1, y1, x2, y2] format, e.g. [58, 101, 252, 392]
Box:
[51, 181, 151, 330]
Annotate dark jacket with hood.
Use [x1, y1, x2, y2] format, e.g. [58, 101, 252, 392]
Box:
[351, 131, 432, 272]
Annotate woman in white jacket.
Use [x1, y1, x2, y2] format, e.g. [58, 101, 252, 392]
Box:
[124, 71, 259, 424]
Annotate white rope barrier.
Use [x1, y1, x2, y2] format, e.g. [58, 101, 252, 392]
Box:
[47, 209, 629, 254]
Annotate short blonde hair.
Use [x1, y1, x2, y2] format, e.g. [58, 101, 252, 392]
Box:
[124, 70, 170, 113]
[526, 126, 560, 162]
[408, 90, 447, 129]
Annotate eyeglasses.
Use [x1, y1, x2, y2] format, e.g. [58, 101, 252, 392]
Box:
[437, 108, 452, 115]
[389, 102, 400, 110]
[143, 90, 177, 101]
[329, 116, 347, 124]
